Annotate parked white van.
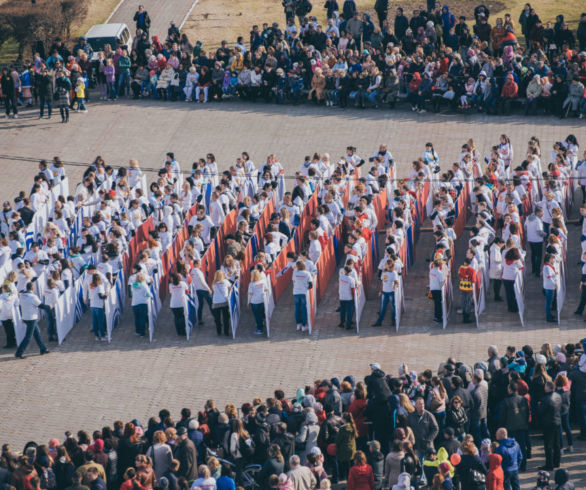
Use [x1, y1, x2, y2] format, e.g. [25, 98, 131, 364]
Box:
[84, 23, 132, 60]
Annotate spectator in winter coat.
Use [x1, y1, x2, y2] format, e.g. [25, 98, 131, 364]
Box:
[347, 451, 374, 490]
[499, 74, 518, 114]
[406, 397, 439, 460]
[494, 428, 522, 490]
[486, 454, 504, 490]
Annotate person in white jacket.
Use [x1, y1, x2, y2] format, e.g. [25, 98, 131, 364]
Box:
[524, 206, 546, 277]
[542, 253, 558, 323]
[501, 248, 523, 313]
[338, 265, 356, 330]
[248, 270, 267, 335]
[488, 238, 505, 301]
[190, 259, 213, 325]
[130, 272, 152, 337]
[429, 258, 445, 324]
[308, 231, 322, 265]
[212, 270, 232, 337]
[0, 284, 18, 348]
[169, 273, 189, 336]
[292, 260, 313, 332]
[88, 274, 108, 341]
[15, 282, 49, 358]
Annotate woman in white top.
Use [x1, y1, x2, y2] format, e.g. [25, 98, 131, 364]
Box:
[130, 271, 152, 337]
[169, 273, 188, 336]
[248, 270, 267, 335]
[190, 259, 213, 325]
[88, 273, 108, 341]
[221, 255, 240, 284]
[501, 248, 523, 313]
[212, 270, 232, 337]
[263, 233, 280, 264]
[308, 231, 322, 264]
[0, 284, 18, 348]
[488, 237, 505, 301]
[128, 159, 144, 189]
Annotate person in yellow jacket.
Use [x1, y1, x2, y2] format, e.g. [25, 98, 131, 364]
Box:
[75, 78, 87, 113]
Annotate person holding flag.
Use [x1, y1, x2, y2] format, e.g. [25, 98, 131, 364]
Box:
[292, 260, 313, 333]
[338, 265, 356, 330]
[170, 273, 189, 336]
[372, 259, 398, 327]
[15, 282, 50, 359]
[190, 259, 213, 325]
[248, 270, 268, 335]
[542, 254, 558, 323]
[429, 258, 446, 324]
[457, 257, 476, 324]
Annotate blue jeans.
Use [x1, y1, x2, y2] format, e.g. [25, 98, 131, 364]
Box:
[580, 403, 586, 436]
[196, 290, 213, 323]
[367, 90, 379, 105]
[251, 302, 265, 331]
[339, 299, 354, 324]
[560, 412, 573, 446]
[46, 308, 57, 340]
[15, 320, 48, 356]
[77, 97, 87, 111]
[377, 291, 395, 323]
[503, 470, 520, 490]
[471, 418, 490, 445]
[294, 294, 307, 326]
[118, 72, 130, 96]
[132, 303, 148, 336]
[544, 288, 555, 320]
[91, 307, 106, 337]
[107, 82, 117, 99]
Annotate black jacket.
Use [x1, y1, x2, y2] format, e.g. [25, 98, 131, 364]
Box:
[499, 393, 529, 432]
[539, 391, 562, 428]
[175, 437, 197, 480]
[37, 74, 53, 98]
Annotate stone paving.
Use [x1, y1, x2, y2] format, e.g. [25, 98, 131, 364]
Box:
[0, 102, 585, 487]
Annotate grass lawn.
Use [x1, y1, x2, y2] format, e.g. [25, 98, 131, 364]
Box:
[182, 0, 584, 49]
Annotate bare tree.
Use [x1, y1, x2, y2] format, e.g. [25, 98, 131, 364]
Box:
[58, 0, 89, 40]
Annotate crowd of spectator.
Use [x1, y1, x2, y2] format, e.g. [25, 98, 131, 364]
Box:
[1, 341, 585, 490]
[1, 2, 586, 118]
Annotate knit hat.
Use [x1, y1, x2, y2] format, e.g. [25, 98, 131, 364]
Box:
[439, 462, 451, 474]
[481, 438, 491, 448]
[536, 354, 547, 365]
[555, 352, 566, 363]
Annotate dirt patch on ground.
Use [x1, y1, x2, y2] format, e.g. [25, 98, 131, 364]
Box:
[183, 0, 514, 49]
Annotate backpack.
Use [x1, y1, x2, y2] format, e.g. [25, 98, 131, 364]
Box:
[239, 435, 255, 459]
[40, 467, 57, 490]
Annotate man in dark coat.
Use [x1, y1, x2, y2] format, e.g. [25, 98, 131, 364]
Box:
[539, 381, 562, 471]
[175, 427, 197, 480]
[133, 5, 151, 34]
[499, 382, 530, 471]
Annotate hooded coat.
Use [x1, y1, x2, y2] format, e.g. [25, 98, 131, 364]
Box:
[485, 454, 504, 490]
[391, 472, 412, 490]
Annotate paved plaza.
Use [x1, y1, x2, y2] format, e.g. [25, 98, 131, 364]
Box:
[0, 103, 585, 487]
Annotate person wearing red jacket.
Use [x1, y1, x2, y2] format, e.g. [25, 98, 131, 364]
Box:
[486, 453, 505, 490]
[347, 451, 374, 490]
[458, 257, 477, 323]
[499, 74, 518, 115]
